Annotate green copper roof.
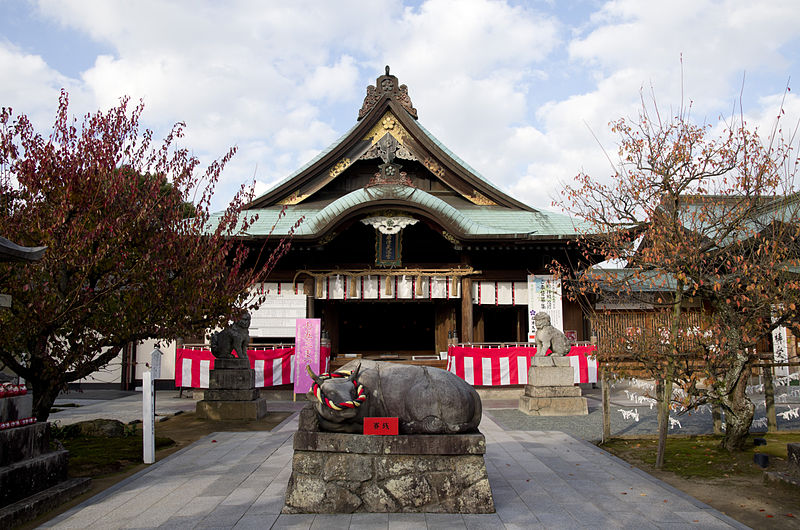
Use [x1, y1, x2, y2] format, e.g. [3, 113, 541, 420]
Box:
[212, 184, 588, 239]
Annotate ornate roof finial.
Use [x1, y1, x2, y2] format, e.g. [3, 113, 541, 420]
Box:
[358, 67, 418, 121]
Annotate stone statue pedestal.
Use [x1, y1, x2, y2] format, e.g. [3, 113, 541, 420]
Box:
[519, 356, 588, 416]
[0, 391, 90, 527]
[196, 359, 268, 420]
[282, 405, 495, 514]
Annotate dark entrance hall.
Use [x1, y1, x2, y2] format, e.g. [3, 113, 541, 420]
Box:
[332, 301, 436, 356]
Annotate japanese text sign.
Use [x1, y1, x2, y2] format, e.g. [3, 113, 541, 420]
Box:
[363, 417, 399, 435]
[294, 318, 321, 394]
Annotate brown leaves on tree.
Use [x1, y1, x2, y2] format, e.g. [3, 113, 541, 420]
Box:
[553, 92, 800, 456]
[0, 91, 293, 420]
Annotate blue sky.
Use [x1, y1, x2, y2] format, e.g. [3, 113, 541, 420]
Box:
[2, 0, 799, 211]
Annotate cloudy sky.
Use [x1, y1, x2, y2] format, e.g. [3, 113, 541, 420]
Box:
[2, 0, 799, 212]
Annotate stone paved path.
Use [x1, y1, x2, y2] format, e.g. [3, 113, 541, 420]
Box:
[41, 410, 747, 529]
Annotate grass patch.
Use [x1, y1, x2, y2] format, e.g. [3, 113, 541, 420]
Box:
[54, 425, 174, 478]
[601, 432, 799, 479]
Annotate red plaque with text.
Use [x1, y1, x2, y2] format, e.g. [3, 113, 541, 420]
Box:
[363, 417, 399, 435]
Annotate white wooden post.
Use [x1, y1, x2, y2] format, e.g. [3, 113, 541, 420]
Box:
[143, 370, 155, 464]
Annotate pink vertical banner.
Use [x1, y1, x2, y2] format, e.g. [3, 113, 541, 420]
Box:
[294, 318, 321, 394]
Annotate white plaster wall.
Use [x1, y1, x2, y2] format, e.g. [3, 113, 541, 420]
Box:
[76, 348, 123, 384]
[135, 339, 177, 380]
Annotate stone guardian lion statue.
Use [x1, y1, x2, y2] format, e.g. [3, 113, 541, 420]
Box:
[210, 313, 251, 361]
[533, 311, 571, 356]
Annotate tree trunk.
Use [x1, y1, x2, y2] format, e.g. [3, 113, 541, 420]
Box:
[655, 376, 672, 469]
[656, 278, 684, 469]
[719, 357, 755, 451]
[30, 379, 62, 422]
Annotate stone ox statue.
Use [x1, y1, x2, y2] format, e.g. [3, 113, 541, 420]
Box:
[306, 359, 482, 434]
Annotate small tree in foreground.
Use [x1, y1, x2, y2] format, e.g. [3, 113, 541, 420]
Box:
[0, 91, 293, 420]
[555, 94, 800, 461]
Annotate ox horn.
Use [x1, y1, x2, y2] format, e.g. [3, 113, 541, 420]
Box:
[306, 364, 324, 386]
[349, 361, 361, 381]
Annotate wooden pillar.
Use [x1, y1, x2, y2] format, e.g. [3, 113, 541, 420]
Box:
[303, 278, 315, 318]
[435, 305, 453, 356]
[461, 277, 473, 343]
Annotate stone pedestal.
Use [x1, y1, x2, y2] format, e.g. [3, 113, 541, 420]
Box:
[282, 405, 495, 514]
[519, 356, 588, 416]
[196, 359, 268, 420]
[0, 391, 90, 527]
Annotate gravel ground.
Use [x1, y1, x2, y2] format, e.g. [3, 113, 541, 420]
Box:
[485, 382, 800, 442]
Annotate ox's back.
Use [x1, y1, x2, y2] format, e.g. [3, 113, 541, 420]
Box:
[340, 360, 482, 434]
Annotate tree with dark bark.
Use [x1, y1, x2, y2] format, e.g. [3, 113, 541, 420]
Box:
[0, 91, 295, 420]
[555, 94, 800, 462]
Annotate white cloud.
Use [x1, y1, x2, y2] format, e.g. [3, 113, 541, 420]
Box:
[0, 42, 82, 129]
[3, 0, 798, 214]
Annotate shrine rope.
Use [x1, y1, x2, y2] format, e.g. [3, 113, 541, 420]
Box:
[311, 370, 367, 410]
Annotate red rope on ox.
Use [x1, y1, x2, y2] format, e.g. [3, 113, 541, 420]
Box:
[311, 370, 367, 411]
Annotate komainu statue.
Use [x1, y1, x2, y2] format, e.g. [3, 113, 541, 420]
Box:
[533, 311, 571, 356]
[306, 360, 482, 434]
[210, 313, 251, 361]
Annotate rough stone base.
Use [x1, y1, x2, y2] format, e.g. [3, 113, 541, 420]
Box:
[203, 388, 260, 401]
[0, 393, 32, 422]
[519, 394, 588, 416]
[195, 398, 268, 420]
[0, 422, 50, 466]
[0, 449, 68, 507]
[523, 385, 582, 398]
[283, 407, 494, 514]
[528, 364, 574, 387]
[0, 476, 91, 529]
[519, 356, 588, 416]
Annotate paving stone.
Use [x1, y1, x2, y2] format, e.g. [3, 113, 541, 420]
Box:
[462, 513, 504, 529]
[198, 504, 249, 527]
[349, 512, 389, 529]
[233, 514, 278, 529]
[424, 513, 466, 529]
[157, 514, 206, 528]
[172, 496, 225, 518]
[40, 406, 742, 530]
[387, 512, 427, 529]
[310, 513, 351, 529]
[270, 513, 315, 529]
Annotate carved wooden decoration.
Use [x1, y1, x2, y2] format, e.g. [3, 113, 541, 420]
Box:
[358, 66, 418, 120]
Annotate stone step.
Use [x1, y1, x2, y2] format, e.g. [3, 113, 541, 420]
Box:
[519, 395, 588, 416]
[0, 449, 68, 508]
[195, 398, 268, 420]
[0, 393, 33, 422]
[0, 476, 91, 529]
[523, 385, 582, 398]
[0, 422, 50, 466]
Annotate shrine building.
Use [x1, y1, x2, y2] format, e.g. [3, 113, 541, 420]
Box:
[222, 67, 591, 367]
